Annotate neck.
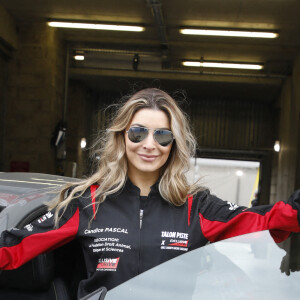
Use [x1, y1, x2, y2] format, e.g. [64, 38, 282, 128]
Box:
[128, 169, 159, 196]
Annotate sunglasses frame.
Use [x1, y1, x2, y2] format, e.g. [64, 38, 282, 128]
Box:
[126, 126, 175, 147]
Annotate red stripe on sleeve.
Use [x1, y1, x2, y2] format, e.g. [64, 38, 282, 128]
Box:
[269, 229, 292, 243]
[0, 208, 80, 270]
[199, 201, 300, 243]
[90, 185, 98, 220]
[187, 195, 193, 226]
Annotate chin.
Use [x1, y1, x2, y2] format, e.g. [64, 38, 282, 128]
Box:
[137, 166, 160, 173]
[132, 161, 162, 173]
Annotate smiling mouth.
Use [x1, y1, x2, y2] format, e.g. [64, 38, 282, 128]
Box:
[138, 154, 158, 161]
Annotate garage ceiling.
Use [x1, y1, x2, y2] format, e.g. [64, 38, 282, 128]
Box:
[1, 0, 300, 100]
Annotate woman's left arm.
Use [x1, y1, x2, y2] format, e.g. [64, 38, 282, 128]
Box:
[198, 190, 300, 243]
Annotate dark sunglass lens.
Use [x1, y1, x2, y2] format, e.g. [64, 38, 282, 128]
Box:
[154, 130, 173, 146]
[128, 127, 148, 143]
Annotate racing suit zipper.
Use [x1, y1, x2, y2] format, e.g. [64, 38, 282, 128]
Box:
[138, 209, 143, 274]
[137, 195, 147, 274]
[140, 209, 144, 229]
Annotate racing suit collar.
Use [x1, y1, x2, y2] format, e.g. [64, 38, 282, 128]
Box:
[124, 177, 160, 197]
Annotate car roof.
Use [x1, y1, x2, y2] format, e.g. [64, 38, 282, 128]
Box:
[0, 172, 79, 232]
[0, 172, 78, 190]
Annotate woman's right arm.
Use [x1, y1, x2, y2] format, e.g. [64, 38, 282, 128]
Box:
[0, 203, 80, 270]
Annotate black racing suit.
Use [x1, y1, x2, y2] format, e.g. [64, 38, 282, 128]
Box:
[1, 179, 300, 299]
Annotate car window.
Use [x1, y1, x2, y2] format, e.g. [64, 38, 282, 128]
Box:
[106, 231, 300, 300]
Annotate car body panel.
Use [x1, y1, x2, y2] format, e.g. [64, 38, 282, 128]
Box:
[106, 231, 300, 300]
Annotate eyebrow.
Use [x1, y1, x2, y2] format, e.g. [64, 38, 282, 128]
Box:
[130, 124, 170, 130]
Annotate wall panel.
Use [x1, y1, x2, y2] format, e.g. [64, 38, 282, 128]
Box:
[187, 98, 276, 151]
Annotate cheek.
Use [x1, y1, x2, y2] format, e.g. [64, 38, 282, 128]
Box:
[125, 141, 131, 157]
[161, 145, 172, 161]
[125, 135, 131, 151]
[125, 138, 138, 156]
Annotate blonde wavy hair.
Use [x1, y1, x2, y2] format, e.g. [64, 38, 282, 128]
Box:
[49, 88, 203, 226]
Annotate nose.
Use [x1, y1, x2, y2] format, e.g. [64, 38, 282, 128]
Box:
[142, 130, 156, 149]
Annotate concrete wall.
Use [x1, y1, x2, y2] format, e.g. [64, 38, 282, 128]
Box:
[0, 6, 95, 177]
[274, 54, 300, 201]
[0, 5, 17, 50]
[293, 57, 300, 190]
[0, 54, 7, 171]
[66, 79, 95, 177]
[3, 21, 65, 174]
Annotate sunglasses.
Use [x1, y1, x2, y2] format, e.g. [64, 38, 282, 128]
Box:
[126, 126, 175, 147]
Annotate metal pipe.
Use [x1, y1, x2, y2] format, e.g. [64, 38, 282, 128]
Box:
[72, 64, 286, 80]
[72, 47, 161, 57]
[147, 0, 168, 46]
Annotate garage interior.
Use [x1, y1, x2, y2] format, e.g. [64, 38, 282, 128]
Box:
[0, 0, 299, 205]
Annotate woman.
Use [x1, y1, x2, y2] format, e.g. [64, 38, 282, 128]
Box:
[0, 88, 300, 299]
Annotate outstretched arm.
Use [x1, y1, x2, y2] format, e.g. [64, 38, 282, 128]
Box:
[198, 190, 300, 243]
[0, 204, 79, 270]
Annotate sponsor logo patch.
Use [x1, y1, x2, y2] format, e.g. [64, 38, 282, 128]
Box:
[37, 211, 53, 224]
[160, 231, 189, 251]
[227, 201, 239, 211]
[24, 224, 33, 232]
[168, 241, 188, 247]
[96, 258, 120, 271]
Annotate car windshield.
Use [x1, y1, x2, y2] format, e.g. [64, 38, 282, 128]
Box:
[106, 230, 300, 300]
